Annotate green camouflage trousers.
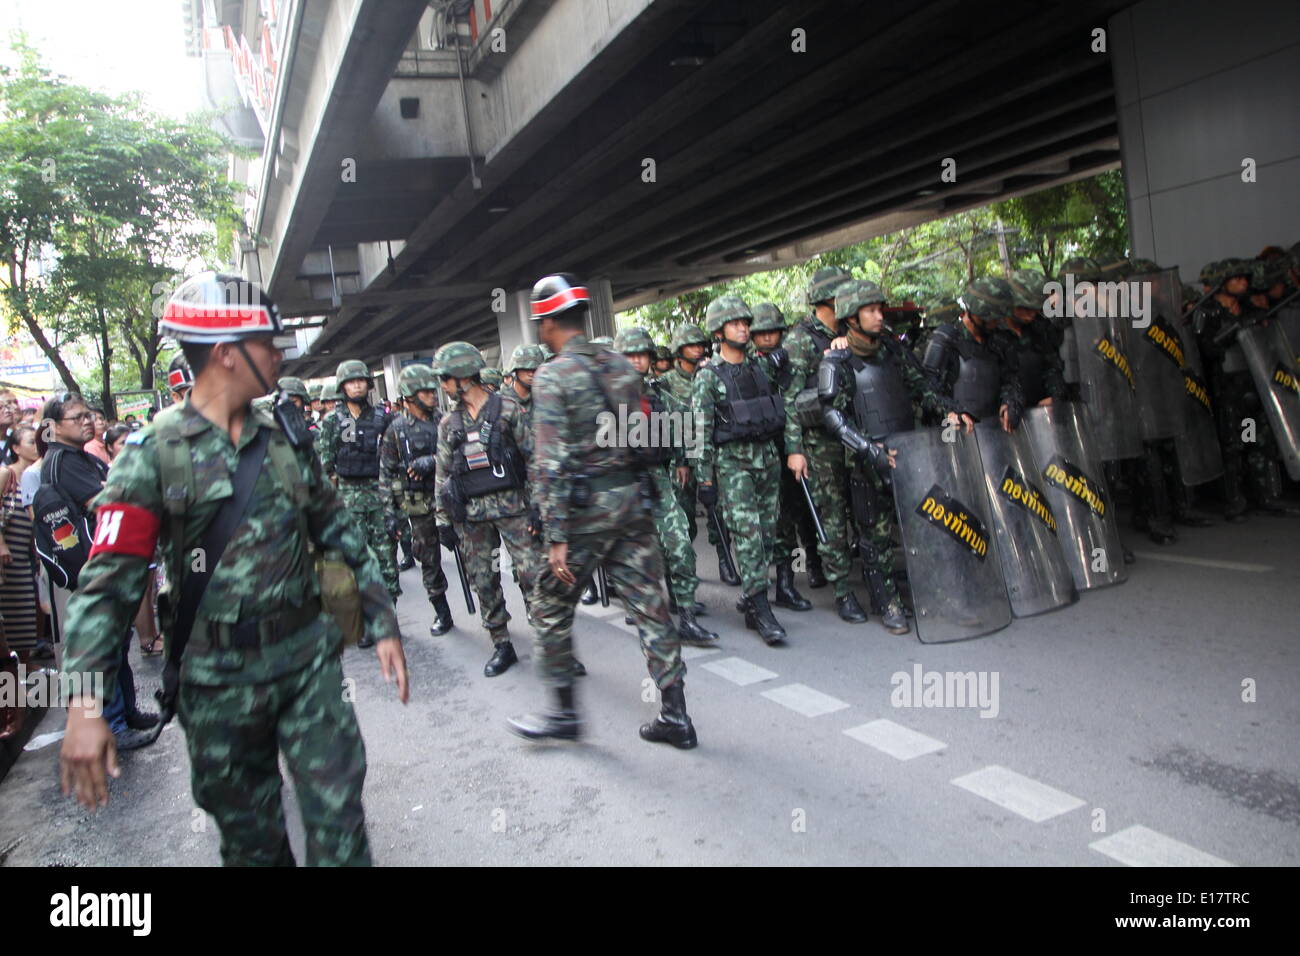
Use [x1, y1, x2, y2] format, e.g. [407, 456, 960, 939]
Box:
[849, 466, 900, 602]
[803, 432, 854, 597]
[773, 454, 821, 568]
[458, 513, 539, 639]
[408, 512, 449, 601]
[716, 454, 779, 597]
[532, 517, 684, 689]
[653, 468, 698, 608]
[338, 478, 399, 598]
[673, 471, 721, 546]
[179, 649, 369, 866]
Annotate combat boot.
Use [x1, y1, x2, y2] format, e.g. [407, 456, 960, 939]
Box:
[508, 685, 581, 741]
[879, 600, 910, 635]
[429, 593, 453, 636]
[774, 561, 812, 611]
[806, 544, 827, 589]
[580, 581, 598, 604]
[484, 640, 517, 677]
[668, 594, 706, 615]
[743, 592, 786, 645]
[835, 591, 868, 623]
[639, 681, 697, 749]
[678, 609, 718, 646]
[716, 544, 741, 586]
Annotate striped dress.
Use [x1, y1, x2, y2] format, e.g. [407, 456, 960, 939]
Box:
[0, 474, 38, 653]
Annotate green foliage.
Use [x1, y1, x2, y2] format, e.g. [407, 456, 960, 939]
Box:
[622, 170, 1129, 336]
[0, 36, 240, 412]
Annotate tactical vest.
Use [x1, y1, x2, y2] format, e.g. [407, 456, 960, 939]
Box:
[449, 392, 525, 498]
[641, 379, 674, 466]
[334, 406, 388, 479]
[709, 359, 784, 445]
[951, 338, 1002, 419]
[391, 414, 438, 493]
[798, 318, 834, 387]
[850, 353, 916, 439]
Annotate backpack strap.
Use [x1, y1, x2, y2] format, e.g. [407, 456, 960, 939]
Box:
[265, 429, 312, 559]
[153, 407, 193, 597]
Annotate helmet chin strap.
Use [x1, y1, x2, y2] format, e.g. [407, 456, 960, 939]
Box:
[235, 341, 276, 396]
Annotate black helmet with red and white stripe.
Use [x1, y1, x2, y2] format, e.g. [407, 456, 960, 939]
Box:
[161, 272, 286, 344]
[530, 273, 590, 321]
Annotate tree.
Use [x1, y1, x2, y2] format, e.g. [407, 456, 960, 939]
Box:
[0, 38, 240, 413]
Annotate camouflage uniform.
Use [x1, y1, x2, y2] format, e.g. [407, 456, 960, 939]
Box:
[529, 334, 682, 688]
[433, 345, 539, 649]
[318, 398, 399, 600]
[660, 324, 721, 550]
[62, 399, 398, 866]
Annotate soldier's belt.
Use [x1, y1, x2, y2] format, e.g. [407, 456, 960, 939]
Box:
[587, 470, 639, 492]
[198, 596, 323, 650]
[338, 475, 380, 484]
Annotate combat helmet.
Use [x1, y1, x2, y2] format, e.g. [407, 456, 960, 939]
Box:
[398, 363, 438, 398]
[590, 336, 614, 348]
[1198, 258, 1253, 289]
[436, 341, 486, 379]
[277, 376, 310, 401]
[1128, 258, 1161, 276]
[335, 359, 370, 385]
[613, 327, 656, 354]
[807, 266, 852, 305]
[1008, 269, 1048, 310]
[308, 383, 323, 402]
[1249, 257, 1287, 294]
[704, 295, 753, 335]
[833, 279, 887, 321]
[161, 272, 286, 344]
[958, 277, 1014, 320]
[166, 353, 193, 394]
[319, 379, 341, 402]
[507, 344, 545, 373]
[670, 323, 710, 355]
[654, 344, 672, 363]
[480, 367, 503, 389]
[1057, 256, 1103, 284]
[749, 303, 786, 333]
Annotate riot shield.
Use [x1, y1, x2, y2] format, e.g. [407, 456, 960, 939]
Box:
[1127, 269, 1187, 441]
[1168, 302, 1224, 484]
[1238, 322, 1300, 480]
[1278, 303, 1300, 363]
[889, 427, 1011, 643]
[1072, 304, 1143, 461]
[974, 423, 1077, 618]
[1022, 401, 1128, 591]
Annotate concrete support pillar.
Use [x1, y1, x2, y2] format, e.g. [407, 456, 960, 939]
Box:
[381, 349, 440, 403]
[1110, 0, 1300, 283]
[496, 290, 537, 368]
[586, 277, 616, 339]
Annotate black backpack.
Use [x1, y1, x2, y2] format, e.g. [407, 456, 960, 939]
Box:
[32, 448, 99, 590]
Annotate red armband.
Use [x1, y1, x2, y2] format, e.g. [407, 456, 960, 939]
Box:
[89, 503, 161, 558]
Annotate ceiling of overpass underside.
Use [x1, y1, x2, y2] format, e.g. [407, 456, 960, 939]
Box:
[289, 0, 1132, 375]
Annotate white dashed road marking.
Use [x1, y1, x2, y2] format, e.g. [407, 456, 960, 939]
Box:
[951, 765, 1085, 822]
[843, 719, 946, 760]
[680, 645, 721, 661]
[761, 683, 850, 718]
[699, 657, 778, 686]
[1090, 825, 1234, 867]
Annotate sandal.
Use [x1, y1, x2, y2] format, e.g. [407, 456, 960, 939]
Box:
[139, 635, 164, 656]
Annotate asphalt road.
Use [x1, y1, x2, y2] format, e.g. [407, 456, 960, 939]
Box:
[3, 507, 1297, 867]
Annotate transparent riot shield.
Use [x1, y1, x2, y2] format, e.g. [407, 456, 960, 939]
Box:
[1022, 401, 1128, 590]
[1072, 297, 1143, 461]
[974, 423, 1077, 618]
[1127, 269, 1188, 441]
[1169, 304, 1224, 484]
[1238, 322, 1300, 480]
[889, 427, 1011, 643]
[1277, 303, 1300, 362]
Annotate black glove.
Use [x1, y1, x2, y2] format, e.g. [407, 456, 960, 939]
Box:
[698, 482, 718, 508]
[438, 524, 459, 550]
[384, 514, 402, 539]
[527, 505, 543, 539]
[409, 455, 436, 477]
[857, 442, 891, 478]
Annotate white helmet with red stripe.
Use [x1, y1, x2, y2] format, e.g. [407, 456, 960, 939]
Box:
[166, 354, 194, 394]
[161, 272, 287, 344]
[530, 273, 590, 321]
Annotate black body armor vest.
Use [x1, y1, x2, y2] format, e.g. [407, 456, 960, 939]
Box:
[392, 415, 438, 493]
[335, 406, 388, 479]
[449, 393, 525, 498]
[710, 360, 785, 445]
[850, 353, 916, 439]
[951, 339, 1002, 419]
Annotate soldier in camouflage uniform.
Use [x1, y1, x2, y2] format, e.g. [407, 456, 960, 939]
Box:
[819, 279, 964, 633]
[506, 344, 546, 421]
[510, 274, 694, 749]
[58, 272, 408, 865]
[694, 295, 788, 645]
[653, 344, 673, 378]
[614, 326, 718, 646]
[480, 366, 503, 392]
[317, 360, 399, 614]
[995, 269, 1067, 408]
[661, 323, 736, 583]
[381, 363, 454, 637]
[749, 302, 815, 613]
[433, 342, 540, 677]
[782, 266, 870, 622]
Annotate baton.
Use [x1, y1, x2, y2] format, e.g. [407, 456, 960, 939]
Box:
[707, 504, 740, 584]
[595, 564, 610, 607]
[452, 543, 475, 614]
[798, 475, 828, 545]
